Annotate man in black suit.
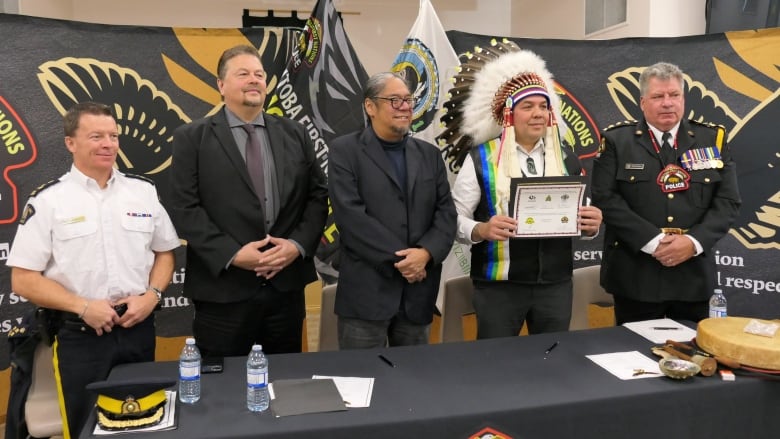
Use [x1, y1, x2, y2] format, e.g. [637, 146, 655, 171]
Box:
[169, 45, 328, 356]
[592, 62, 741, 324]
[328, 72, 456, 349]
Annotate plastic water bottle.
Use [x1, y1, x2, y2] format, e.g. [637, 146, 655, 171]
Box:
[246, 344, 270, 412]
[709, 289, 728, 318]
[179, 337, 201, 404]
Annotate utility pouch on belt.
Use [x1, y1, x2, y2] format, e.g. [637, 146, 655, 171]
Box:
[35, 307, 62, 346]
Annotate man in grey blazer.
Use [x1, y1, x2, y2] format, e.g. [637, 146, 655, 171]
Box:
[169, 45, 328, 356]
[328, 72, 456, 349]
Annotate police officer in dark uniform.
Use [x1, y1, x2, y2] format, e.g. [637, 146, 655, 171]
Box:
[591, 62, 741, 324]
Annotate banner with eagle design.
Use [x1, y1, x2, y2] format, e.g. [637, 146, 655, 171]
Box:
[0, 14, 778, 389]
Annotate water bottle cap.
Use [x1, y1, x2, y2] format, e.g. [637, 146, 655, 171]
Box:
[714, 289, 723, 294]
[185, 337, 195, 344]
[252, 344, 262, 351]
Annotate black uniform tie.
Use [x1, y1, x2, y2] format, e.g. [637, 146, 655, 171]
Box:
[241, 124, 266, 202]
[661, 131, 675, 165]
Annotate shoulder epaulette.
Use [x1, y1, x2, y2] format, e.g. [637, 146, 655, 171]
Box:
[28, 179, 60, 198]
[688, 119, 726, 130]
[602, 120, 638, 132]
[689, 119, 727, 149]
[125, 173, 156, 186]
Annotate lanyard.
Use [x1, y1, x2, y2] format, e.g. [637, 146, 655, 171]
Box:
[648, 131, 678, 154]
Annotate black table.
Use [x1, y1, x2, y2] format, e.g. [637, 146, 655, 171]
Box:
[79, 326, 780, 439]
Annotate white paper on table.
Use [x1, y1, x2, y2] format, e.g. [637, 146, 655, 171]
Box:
[586, 351, 663, 380]
[622, 318, 697, 344]
[312, 375, 374, 408]
[93, 390, 177, 435]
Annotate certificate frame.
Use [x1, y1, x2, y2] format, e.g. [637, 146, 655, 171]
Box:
[508, 176, 587, 238]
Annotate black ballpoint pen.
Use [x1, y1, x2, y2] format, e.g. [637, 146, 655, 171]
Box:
[544, 341, 559, 356]
[652, 327, 680, 330]
[378, 354, 396, 368]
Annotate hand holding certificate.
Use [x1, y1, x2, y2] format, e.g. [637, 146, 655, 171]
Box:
[509, 176, 587, 238]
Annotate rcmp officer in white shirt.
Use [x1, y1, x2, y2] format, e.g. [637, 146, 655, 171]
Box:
[6, 102, 180, 439]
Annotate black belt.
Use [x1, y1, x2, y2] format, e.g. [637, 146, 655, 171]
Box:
[60, 316, 98, 335]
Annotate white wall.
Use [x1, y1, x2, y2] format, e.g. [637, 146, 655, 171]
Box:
[510, 0, 706, 40]
[14, 0, 707, 74]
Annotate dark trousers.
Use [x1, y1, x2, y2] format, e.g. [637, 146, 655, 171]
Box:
[613, 296, 708, 325]
[337, 311, 430, 350]
[473, 279, 573, 338]
[55, 316, 155, 439]
[192, 284, 305, 357]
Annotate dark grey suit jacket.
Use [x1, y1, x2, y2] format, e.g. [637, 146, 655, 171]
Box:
[169, 107, 328, 302]
[329, 127, 456, 324]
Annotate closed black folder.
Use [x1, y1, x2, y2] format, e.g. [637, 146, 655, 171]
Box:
[270, 378, 347, 417]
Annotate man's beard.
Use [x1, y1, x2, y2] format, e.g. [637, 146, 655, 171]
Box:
[243, 97, 264, 108]
[389, 124, 410, 137]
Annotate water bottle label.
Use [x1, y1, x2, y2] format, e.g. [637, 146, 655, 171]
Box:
[247, 371, 267, 387]
[180, 365, 200, 380]
[709, 309, 727, 318]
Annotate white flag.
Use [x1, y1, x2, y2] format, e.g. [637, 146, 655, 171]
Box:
[391, 0, 459, 146]
[392, 0, 470, 319]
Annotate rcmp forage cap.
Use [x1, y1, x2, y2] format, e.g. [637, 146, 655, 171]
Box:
[86, 377, 175, 430]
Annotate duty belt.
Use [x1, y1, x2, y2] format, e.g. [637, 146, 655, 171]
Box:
[661, 228, 689, 235]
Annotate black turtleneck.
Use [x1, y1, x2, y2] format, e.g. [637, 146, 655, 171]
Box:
[378, 136, 408, 195]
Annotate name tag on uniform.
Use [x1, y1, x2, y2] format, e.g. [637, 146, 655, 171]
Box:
[625, 163, 645, 170]
[63, 215, 86, 224]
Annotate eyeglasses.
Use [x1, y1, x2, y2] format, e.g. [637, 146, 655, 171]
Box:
[373, 96, 417, 109]
[526, 157, 538, 175]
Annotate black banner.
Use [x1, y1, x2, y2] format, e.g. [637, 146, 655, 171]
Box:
[446, 29, 780, 320]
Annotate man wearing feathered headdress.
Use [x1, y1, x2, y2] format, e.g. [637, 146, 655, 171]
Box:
[446, 42, 602, 338]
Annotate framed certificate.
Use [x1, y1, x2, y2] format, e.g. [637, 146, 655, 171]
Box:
[508, 176, 587, 238]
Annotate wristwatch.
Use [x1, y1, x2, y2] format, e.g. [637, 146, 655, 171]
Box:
[150, 287, 163, 307]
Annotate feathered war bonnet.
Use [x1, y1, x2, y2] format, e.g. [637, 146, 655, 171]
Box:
[437, 39, 568, 214]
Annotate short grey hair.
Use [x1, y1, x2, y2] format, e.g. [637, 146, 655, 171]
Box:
[363, 72, 411, 100]
[639, 62, 684, 96]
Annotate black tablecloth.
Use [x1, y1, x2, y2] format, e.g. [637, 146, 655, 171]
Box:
[79, 326, 780, 439]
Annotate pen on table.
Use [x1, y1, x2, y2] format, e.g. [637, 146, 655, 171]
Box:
[544, 341, 559, 358]
[652, 327, 680, 330]
[378, 354, 396, 368]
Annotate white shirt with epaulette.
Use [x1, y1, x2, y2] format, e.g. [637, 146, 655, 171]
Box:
[6, 165, 180, 300]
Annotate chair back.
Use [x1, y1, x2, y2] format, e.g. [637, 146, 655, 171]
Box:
[570, 265, 614, 330]
[25, 342, 63, 438]
[318, 283, 339, 351]
[440, 275, 475, 342]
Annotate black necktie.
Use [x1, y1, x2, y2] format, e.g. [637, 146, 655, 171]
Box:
[240, 124, 266, 202]
[661, 131, 675, 165]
